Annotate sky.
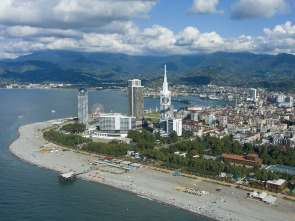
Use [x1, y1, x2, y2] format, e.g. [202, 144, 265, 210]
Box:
[0, 0, 295, 59]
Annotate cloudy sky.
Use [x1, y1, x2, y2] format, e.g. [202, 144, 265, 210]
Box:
[0, 0, 295, 59]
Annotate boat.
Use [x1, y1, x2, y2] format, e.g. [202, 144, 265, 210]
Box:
[52, 110, 56, 113]
[18, 115, 23, 119]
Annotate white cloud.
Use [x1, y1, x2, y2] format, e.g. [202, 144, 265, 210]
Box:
[262, 21, 295, 53]
[0, 0, 157, 58]
[175, 27, 224, 54]
[0, 0, 157, 31]
[231, 0, 291, 19]
[1, 1, 295, 59]
[187, 0, 224, 15]
[2, 22, 295, 59]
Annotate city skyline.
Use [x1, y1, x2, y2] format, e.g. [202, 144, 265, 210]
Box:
[0, 0, 295, 59]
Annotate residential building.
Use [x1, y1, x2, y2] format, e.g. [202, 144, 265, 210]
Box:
[266, 179, 287, 190]
[128, 79, 144, 120]
[250, 88, 257, 99]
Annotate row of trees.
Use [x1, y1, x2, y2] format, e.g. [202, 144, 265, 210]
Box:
[243, 143, 295, 167]
[127, 130, 156, 149]
[83, 141, 132, 157]
[44, 126, 295, 181]
[44, 129, 90, 147]
[61, 123, 86, 134]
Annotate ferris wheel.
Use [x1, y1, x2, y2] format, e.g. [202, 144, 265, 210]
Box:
[91, 103, 104, 118]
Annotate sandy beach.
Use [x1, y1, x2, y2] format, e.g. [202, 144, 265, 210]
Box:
[9, 120, 295, 221]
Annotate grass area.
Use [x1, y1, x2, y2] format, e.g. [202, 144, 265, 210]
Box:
[144, 117, 160, 123]
[144, 111, 160, 118]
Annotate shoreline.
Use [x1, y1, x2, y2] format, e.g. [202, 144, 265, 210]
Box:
[9, 120, 295, 221]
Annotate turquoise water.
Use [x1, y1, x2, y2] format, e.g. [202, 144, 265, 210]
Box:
[0, 89, 221, 220]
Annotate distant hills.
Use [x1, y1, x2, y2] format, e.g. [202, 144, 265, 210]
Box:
[1, 50, 295, 91]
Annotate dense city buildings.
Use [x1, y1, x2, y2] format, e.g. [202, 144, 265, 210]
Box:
[78, 88, 88, 128]
[128, 79, 144, 121]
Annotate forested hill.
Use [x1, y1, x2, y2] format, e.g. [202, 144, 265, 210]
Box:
[1, 50, 295, 91]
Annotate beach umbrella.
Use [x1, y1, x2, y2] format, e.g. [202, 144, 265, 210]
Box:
[89, 174, 91, 176]
[74, 170, 76, 172]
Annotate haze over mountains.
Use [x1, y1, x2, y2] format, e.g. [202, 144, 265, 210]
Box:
[1, 50, 295, 91]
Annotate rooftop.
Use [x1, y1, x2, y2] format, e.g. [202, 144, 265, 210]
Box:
[267, 179, 286, 186]
[247, 153, 259, 158]
[221, 153, 262, 163]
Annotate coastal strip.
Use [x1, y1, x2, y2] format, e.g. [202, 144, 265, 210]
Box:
[9, 120, 295, 221]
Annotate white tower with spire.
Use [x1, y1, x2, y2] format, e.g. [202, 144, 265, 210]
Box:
[160, 65, 172, 124]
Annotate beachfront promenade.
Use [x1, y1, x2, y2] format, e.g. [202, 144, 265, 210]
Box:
[9, 120, 295, 221]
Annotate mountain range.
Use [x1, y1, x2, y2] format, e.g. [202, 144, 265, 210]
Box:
[1, 50, 295, 91]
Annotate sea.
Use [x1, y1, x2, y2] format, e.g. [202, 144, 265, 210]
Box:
[0, 89, 230, 221]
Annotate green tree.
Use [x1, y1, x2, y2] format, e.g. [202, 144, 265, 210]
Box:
[170, 131, 179, 143]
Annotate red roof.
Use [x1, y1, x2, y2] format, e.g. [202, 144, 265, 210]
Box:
[221, 153, 262, 163]
[222, 153, 245, 161]
[247, 153, 259, 158]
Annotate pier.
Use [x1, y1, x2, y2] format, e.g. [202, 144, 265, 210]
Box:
[59, 172, 75, 181]
[59, 167, 99, 181]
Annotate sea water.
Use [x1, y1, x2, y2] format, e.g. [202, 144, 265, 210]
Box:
[0, 89, 227, 220]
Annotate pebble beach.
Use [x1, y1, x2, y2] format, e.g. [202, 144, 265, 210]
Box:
[9, 120, 295, 221]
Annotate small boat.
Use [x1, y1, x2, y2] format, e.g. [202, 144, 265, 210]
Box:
[18, 115, 23, 119]
[52, 110, 55, 113]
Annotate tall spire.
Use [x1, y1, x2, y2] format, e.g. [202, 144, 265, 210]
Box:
[162, 64, 169, 94]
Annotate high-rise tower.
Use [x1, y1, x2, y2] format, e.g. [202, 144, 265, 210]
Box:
[160, 65, 173, 134]
[128, 79, 144, 120]
[78, 88, 88, 128]
[160, 65, 172, 122]
[159, 65, 182, 136]
[249, 88, 257, 100]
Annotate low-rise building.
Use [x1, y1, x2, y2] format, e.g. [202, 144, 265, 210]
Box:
[221, 153, 262, 166]
[266, 179, 287, 190]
